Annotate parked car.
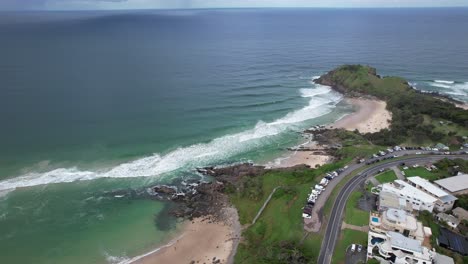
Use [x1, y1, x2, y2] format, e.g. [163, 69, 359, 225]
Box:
[351, 244, 356, 252]
[357, 244, 362, 252]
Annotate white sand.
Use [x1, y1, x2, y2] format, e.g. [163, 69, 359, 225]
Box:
[330, 98, 392, 133]
[131, 208, 240, 264]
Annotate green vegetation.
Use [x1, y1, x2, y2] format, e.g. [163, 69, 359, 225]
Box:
[417, 211, 468, 264]
[344, 191, 369, 226]
[434, 158, 468, 176]
[375, 170, 398, 183]
[319, 65, 468, 146]
[401, 166, 439, 181]
[332, 229, 368, 264]
[230, 162, 349, 263]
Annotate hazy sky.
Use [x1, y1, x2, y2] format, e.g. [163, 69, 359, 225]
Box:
[2, 0, 468, 10]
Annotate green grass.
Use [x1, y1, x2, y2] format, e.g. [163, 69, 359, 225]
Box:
[231, 161, 350, 263]
[402, 166, 438, 181]
[332, 229, 368, 264]
[344, 191, 369, 226]
[375, 170, 398, 183]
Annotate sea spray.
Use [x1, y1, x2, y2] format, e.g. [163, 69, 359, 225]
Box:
[0, 83, 342, 192]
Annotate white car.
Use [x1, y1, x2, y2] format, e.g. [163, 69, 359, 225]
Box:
[351, 244, 356, 252]
[302, 213, 312, 219]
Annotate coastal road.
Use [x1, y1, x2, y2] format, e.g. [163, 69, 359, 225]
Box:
[317, 154, 468, 264]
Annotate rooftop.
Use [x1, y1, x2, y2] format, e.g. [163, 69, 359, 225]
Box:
[407, 176, 448, 197]
[437, 213, 460, 226]
[383, 180, 437, 203]
[440, 194, 458, 203]
[438, 227, 468, 255]
[453, 207, 468, 221]
[388, 231, 422, 253]
[379, 191, 412, 211]
[435, 174, 468, 193]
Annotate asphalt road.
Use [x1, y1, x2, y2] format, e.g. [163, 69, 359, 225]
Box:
[317, 153, 468, 264]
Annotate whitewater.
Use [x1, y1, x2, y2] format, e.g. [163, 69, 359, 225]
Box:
[0, 82, 342, 193]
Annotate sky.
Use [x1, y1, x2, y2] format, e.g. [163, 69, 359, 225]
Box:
[1, 0, 468, 10]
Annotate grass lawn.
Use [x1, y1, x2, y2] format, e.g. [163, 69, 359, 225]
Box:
[332, 229, 368, 264]
[375, 170, 398, 183]
[231, 161, 349, 263]
[402, 166, 438, 181]
[344, 191, 369, 226]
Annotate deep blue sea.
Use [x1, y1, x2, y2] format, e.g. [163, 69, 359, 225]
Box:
[0, 8, 467, 263]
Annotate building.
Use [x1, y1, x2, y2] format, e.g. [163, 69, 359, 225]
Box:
[435, 173, 468, 195]
[407, 176, 457, 212]
[367, 209, 455, 263]
[380, 180, 437, 212]
[369, 209, 425, 240]
[367, 231, 436, 264]
[437, 213, 460, 229]
[453, 207, 468, 222]
[378, 191, 413, 212]
[438, 228, 468, 256]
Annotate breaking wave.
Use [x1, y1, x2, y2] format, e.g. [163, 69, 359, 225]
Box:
[0, 81, 342, 192]
[427, 80, 468, 99]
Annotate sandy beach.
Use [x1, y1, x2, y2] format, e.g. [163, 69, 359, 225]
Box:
[129, 207, 240, 264]
[330, 98, 392, 133]
[272, 97, 392, 169]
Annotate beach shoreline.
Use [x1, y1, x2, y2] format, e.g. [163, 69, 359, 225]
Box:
[271, 97, 392, 169]
[122, 97, 393, 264]
[126, 207, 240, 264]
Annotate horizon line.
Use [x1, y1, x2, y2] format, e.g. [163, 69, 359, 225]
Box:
[2, 6, 468, 12]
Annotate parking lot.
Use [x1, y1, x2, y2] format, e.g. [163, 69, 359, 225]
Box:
[345, 244, 366, 264]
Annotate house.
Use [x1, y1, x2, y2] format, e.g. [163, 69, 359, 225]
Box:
[437, 213, 460, 229]
[367, 231, 440, 264]
[378, 191, 412, 212]
[407, 176, 457, 212]
[380, 180, 437, 212]
[435, 173, 468, 195]
[453, 207, 468, 222]
[369, 209, 426, 241]
[438, 228, 468, 256]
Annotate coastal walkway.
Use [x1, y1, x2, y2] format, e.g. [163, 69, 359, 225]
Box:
[251, 186, 281, 225]
[391, 166, 405, 180]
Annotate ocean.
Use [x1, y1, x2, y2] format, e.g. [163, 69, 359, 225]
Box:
[0, 8, 467, 263]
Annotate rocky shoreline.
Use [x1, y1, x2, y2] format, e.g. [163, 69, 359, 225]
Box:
[144, 163, 310, 222]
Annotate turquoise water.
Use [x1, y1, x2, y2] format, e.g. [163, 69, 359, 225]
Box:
[0, 8, 467, 263]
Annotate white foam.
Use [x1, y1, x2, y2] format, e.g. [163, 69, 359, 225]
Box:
[429, 83, 451, 89]
[0, 83, 342, 192]
[434, 80, 455, 84]
[113, 233, 185, 264]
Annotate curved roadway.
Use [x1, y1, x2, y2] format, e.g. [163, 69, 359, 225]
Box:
[317, 154, 468, 264]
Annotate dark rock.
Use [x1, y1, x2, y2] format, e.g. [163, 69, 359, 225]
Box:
[153, 185, 177, 194]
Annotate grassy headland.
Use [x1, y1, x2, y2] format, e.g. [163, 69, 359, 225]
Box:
[315, 65, 468, 146]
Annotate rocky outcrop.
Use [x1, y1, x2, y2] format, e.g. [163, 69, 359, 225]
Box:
[146, 163, 311, 220]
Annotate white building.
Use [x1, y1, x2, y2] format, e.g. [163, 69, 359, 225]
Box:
[367, 231, 435, 264]
[378, 191, 413, 212]
[380, 180, 437, 212]
[407, 176, 457, 212]
[367, 209, 455, 264]
[369, 208, 425, 240]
